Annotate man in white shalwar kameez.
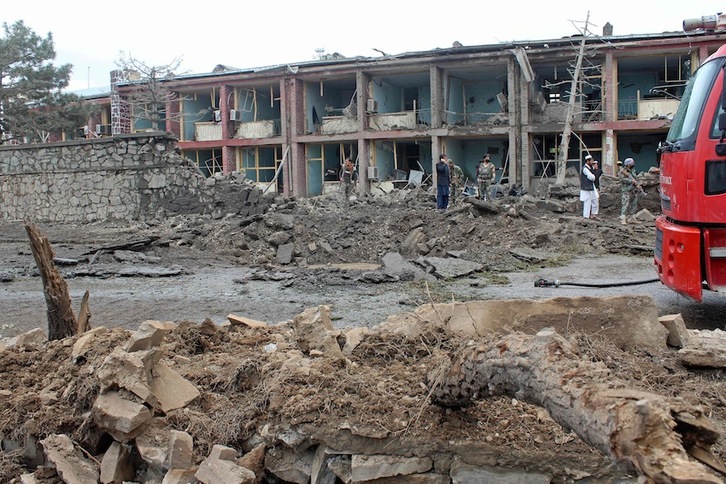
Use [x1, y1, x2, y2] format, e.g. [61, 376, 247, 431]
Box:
[580, 155, 597, 219]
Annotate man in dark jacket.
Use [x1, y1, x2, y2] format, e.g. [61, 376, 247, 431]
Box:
[436, 154, 450, 211]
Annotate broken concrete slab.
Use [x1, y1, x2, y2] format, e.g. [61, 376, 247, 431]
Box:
[415, 256, 484, 279]
[450, 461, 551, 484]
[97, 347, 162, 405]
[350, 454, 433, 482]
[381, 252, 434, 282]
[117, 266, 184, 277]
[92, 391, 152, 440]
[149, 361, 201, 413]
[167, 430, 194, 470]
[13, 328, 47, 347]
[509, 247, 556, 264]
[71, 326, 110, 364]
[227, 313, 268, 328]
[342, 327, 371, 355]
[136, 418, 170, 470]
[41, 434, 99, 484]
[195, 444, 255, 484]
[291, 305, 343, 358]
[125, 320, 177, 352]
[162, 468, 199, 484]
[678, 329, 726, 368]
[100, 441, 135, 484]
[276, 243, 295, 265]
[265, 445, 315, 484]
[658, 313, 690, 348]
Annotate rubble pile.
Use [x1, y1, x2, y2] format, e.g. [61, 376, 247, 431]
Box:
[4, 171, 722, 483]
[1, 299, 725, 483]
[154, 175, 661, 274]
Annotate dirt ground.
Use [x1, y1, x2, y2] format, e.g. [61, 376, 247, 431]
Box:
[1, 182, 725, 482]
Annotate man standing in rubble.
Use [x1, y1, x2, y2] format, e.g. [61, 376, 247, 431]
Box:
[448, 158, 464, 207]
[476, 154, 496, 201]
[436, 154, 450, 211]
[340, 157, 356, 206]
[580, 155, 597, 219]
[618, 157, 640, 225]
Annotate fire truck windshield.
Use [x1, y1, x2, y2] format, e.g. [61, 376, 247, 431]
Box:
[666, 59, 722, 148]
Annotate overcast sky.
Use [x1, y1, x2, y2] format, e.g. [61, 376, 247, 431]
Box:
[3, 1, 722, 91]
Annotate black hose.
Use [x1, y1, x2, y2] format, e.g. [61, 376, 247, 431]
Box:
[534, 277, 660, 288]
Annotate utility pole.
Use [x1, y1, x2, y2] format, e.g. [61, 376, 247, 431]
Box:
[556, 12, 590, 185]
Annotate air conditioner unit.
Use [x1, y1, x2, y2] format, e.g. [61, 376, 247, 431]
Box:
[367, 166, 379, 181]
[213, 110, 221, 122]
[95, 124, 102, 134]
[229, 109, 242, 121]
[366, 99, 378, 113]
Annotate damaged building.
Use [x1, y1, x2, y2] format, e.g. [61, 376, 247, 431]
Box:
[79, 21, 725, 198]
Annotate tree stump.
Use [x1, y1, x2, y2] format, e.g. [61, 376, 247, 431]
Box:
[25, 222, 78, 340]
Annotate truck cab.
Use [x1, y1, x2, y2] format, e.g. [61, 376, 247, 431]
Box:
[655, 44, 726, 301]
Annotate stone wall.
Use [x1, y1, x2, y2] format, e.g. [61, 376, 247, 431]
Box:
[0, 133, 271, 222]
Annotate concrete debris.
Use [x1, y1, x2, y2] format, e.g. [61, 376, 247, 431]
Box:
[415, 256, 484, 279]
[0, 297, 723, 483]
[291, 305, 342, 358]
[92, 390, 152, 440]
[167, 430, 194, 470]
[100, 441, 135, 484]
[450, 461, 551, 484]
[72, 326, 110, 363]
[125, 319, 176, 352]
[678, 329, 726, 368]
[227, 313, 268, 328]
[350, 454, 433, 481]
[149, 361, 201, 412]
[382, 251, 434, 281]
[658, 313, 690, 348]
[40, 434, 99, 484]
[195, 445, 255, 484]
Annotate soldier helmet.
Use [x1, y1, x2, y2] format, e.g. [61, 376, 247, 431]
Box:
[624, 158, 635, 167]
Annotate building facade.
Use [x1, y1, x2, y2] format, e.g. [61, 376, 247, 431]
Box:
[84, 27, 726, 198]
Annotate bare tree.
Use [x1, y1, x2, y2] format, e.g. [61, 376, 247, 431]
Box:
[555, 12, 599, 185]
[116, 53, 185, 131]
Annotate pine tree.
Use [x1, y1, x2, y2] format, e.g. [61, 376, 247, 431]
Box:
[0, 20, 95, 144]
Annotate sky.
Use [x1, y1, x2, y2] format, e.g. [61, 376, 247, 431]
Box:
[3, 1, 722, 92]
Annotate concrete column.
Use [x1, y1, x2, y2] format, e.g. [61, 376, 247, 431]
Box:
[222, 146, 236, 174]
[219, 85, 235, 174]
[356, 71, 371, 195]
[604, 52, 615, 123]
[518, 59, 531, 187]
[356, 71, 369, 133]
[358, 139, 370, 195]
[506, 58, 520, 187]
[604, 129, 615, 175]
[281, 77, 307, 197]
[430, 66, 443, 129]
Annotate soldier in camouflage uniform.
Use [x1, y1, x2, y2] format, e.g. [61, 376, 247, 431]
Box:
[448, 159, 464, 206]
[476, 154, 496, 201]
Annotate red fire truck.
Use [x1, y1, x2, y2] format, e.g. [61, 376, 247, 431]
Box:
[655, 17, 726, 301]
